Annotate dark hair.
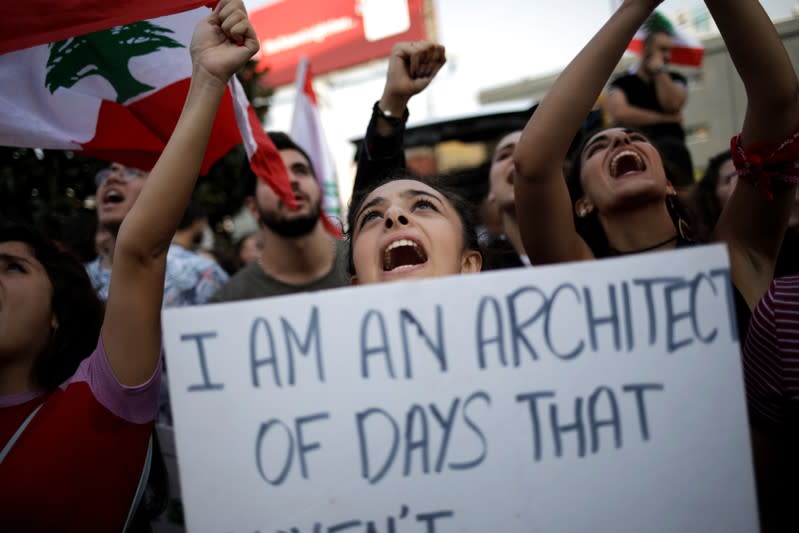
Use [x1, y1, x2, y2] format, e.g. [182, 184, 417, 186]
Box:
[1, 218, 169, 526]
[0, 218, 104, 390]
[655, 138, 695, 188]
[178, 200, 206, 230]
[690, 150, 732, 241]
[346, 170, 483, 276]
[439, 163, 492, 207]
[565, 128, 696, 257]
[242, 132, 316, 197]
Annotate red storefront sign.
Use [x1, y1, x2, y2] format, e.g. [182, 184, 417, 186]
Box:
[250, 0, 432, 87]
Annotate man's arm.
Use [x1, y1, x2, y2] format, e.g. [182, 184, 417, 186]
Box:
[605, 87, 682, 127]
[652, 71, 687, 113]
[645, 46, 688, 113]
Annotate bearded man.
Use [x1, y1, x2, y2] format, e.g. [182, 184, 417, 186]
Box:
[210, 132, 348, 302]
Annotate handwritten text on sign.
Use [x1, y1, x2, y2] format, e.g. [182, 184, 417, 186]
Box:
[162, 245, 757, 533]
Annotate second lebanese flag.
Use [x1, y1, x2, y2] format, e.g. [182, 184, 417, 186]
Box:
[0, 2, 293, 204]
[290, 57, 343, 236]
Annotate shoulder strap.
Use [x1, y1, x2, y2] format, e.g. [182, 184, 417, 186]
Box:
[122, 435, 153, 533]
[0, 403, 43, 464]
[1, 403, 153, 533]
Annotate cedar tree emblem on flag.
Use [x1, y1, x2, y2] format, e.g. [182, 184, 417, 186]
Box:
[46, 23, 185, 104]
[0, 4, 294, 207]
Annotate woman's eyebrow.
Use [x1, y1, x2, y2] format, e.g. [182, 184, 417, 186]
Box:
[401, 189, 444, 206]
[355, 196, 385, 221]
[585, 134, 609, 151]
[495, 141, 516, 154]
[0, 252, 31, 265]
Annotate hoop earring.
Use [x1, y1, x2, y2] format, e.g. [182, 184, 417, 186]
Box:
[666, 193, 693, 242]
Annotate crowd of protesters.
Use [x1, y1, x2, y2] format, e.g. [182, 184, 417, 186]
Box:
[1, 0, 798, 531]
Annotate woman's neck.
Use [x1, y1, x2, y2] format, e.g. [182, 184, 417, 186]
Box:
[502, 212, 526, 258]
[599, 202, 679, 254]
[0, 357, 37, 397]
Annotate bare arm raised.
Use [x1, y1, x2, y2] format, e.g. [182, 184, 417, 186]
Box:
[103, 0, 259, 385]
[710, 0, 799, 308]
[512, 0, 662, 264]
[605, 88, 682, 127]
[647, 48, 687, 113]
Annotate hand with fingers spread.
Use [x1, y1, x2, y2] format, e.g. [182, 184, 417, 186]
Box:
[190, 0, 259, 89]
[379, 41, 446, 116]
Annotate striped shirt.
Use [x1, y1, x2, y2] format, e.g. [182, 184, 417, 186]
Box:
[742, 275, 799, 428]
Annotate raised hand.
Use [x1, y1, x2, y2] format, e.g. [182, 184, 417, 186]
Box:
[645, 48, 666, 74]
[190, 0, 259, 88]
[622, 0, 665, 10]
[379, 41, 446, 115]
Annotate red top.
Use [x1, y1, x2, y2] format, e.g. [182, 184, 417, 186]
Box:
[0, 336, 160, 531]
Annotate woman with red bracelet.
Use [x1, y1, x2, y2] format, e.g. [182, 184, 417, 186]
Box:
[512, 1, 798, 529]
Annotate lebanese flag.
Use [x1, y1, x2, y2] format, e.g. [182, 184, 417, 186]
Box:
[290, 57, 343, 237]
[0, 1, 293, 205]
[611, 2, 704, 67]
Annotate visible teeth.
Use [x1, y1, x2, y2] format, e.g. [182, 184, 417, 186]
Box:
[385, 239, 418, 253]
[383, 239, 425, 272]
[610, 150, 643, 177]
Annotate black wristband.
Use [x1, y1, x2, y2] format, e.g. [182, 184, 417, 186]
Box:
[373, 100, 408, 127]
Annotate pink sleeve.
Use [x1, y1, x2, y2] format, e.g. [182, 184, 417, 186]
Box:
[65, 334, 162, 424]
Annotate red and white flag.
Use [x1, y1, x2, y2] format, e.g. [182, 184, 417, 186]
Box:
[290, 57, 343, 236]
[611, 2, 704, 67]
[0, 0, 293, 205]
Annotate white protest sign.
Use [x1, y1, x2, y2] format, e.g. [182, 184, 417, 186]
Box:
[162, 244, 757, 533]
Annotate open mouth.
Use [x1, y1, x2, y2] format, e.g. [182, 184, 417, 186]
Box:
[382, 239, 428, 273]
[610, 150, 645, 178]
[103, 189, 125, 204]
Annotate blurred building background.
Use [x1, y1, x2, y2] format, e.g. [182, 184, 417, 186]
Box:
[478, 14, 799, 175]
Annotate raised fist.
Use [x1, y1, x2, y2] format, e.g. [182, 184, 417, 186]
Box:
[379, 41, 446, 115]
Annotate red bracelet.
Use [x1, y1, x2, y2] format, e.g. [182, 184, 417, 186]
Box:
[731, 127, 799, 200]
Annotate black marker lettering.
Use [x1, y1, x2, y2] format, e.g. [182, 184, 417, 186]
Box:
[181, 332, 224, 391]
[250, 318, 280, 388]
[281, 306, 324, 385]
[475, 296, 506, 369]
[360, 310, 395, 380]
[623, 383, 665, 441]
[588, 386, 622, 453]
